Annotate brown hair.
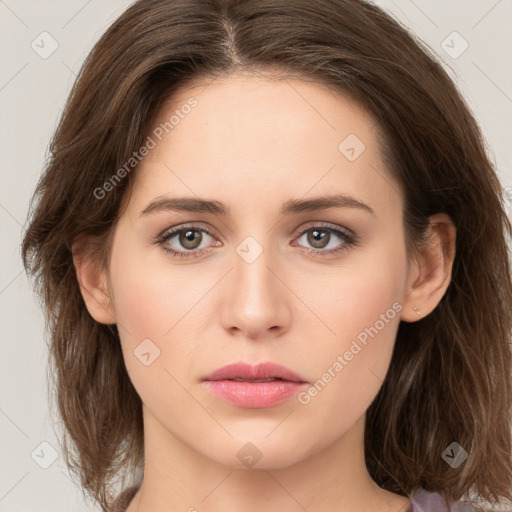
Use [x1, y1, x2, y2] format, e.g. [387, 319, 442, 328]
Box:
[21, 0, 512, 510]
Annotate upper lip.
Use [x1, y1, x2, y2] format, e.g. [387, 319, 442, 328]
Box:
[202, 361, 308, 383]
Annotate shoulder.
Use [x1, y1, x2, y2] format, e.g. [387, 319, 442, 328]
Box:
[108, 484, 141, 512]
[409, 488, 505, 512]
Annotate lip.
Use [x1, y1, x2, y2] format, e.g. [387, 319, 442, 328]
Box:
[202, 362, 309, 409]
[202, 361, 308, 383]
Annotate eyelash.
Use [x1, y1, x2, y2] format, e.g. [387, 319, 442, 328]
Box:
[154, 222, 358, 259]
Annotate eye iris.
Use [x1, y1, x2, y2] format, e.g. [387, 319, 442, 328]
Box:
[179, 229, 202, 249]
[308, 229, 329, 249]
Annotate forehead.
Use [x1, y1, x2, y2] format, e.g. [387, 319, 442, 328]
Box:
[125, 72, 402, 221]
[152, 71, 376, 156]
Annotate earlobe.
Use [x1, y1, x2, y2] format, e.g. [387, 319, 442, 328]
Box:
[72, 239, 116, 325]
[401, 213, 456, 323]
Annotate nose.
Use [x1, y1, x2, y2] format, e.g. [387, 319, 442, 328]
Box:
[220, 241, 291, 340]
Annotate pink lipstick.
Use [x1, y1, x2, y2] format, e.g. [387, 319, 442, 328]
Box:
[202, 361, 308, 408]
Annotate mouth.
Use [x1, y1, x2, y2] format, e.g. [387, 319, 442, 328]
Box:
[202, 361, 308, 383]
[202, 362, 308, 408]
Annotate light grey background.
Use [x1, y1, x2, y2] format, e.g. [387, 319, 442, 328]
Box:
[1, 1, 511, 511]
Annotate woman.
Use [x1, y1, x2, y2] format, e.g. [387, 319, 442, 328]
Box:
[21, 0, 512, 511]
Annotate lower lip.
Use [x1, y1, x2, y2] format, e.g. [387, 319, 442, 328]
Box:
[203, 380, 308, 408]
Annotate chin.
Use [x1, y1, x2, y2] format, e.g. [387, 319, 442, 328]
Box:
[208, 435, 311, 471]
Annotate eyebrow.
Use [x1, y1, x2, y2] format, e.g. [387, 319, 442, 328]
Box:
[139, 193, 375, 217]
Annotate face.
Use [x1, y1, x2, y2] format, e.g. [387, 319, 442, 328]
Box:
[106, 71, 410, 469]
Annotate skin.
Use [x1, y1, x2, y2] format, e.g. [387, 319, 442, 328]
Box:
[73, 70, 456, 512]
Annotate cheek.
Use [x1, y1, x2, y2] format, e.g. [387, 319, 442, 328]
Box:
[296, 234, 407, 411]
[109, 240, 201, 344]
[108, 251, 199, 406]
[293, 292, 402, 444]
[111, 264, 165, 342]
[108, 240, 211, 392]
[301, 231, 407, 352]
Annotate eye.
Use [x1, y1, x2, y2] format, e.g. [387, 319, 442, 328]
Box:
[155, 222, 358, 259]
[155, 224, 220, 259]
[292, 222, 358, 256]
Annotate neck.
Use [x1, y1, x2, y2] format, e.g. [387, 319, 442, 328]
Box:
[127, 407, 411, 512]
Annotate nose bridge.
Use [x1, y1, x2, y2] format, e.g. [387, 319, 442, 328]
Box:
[221, 234, 289, 336]
[233, 234, 279, 305]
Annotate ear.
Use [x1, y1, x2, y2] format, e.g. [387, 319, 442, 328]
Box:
[401, 213, 456, 322]
[72, 237, 116, 325]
